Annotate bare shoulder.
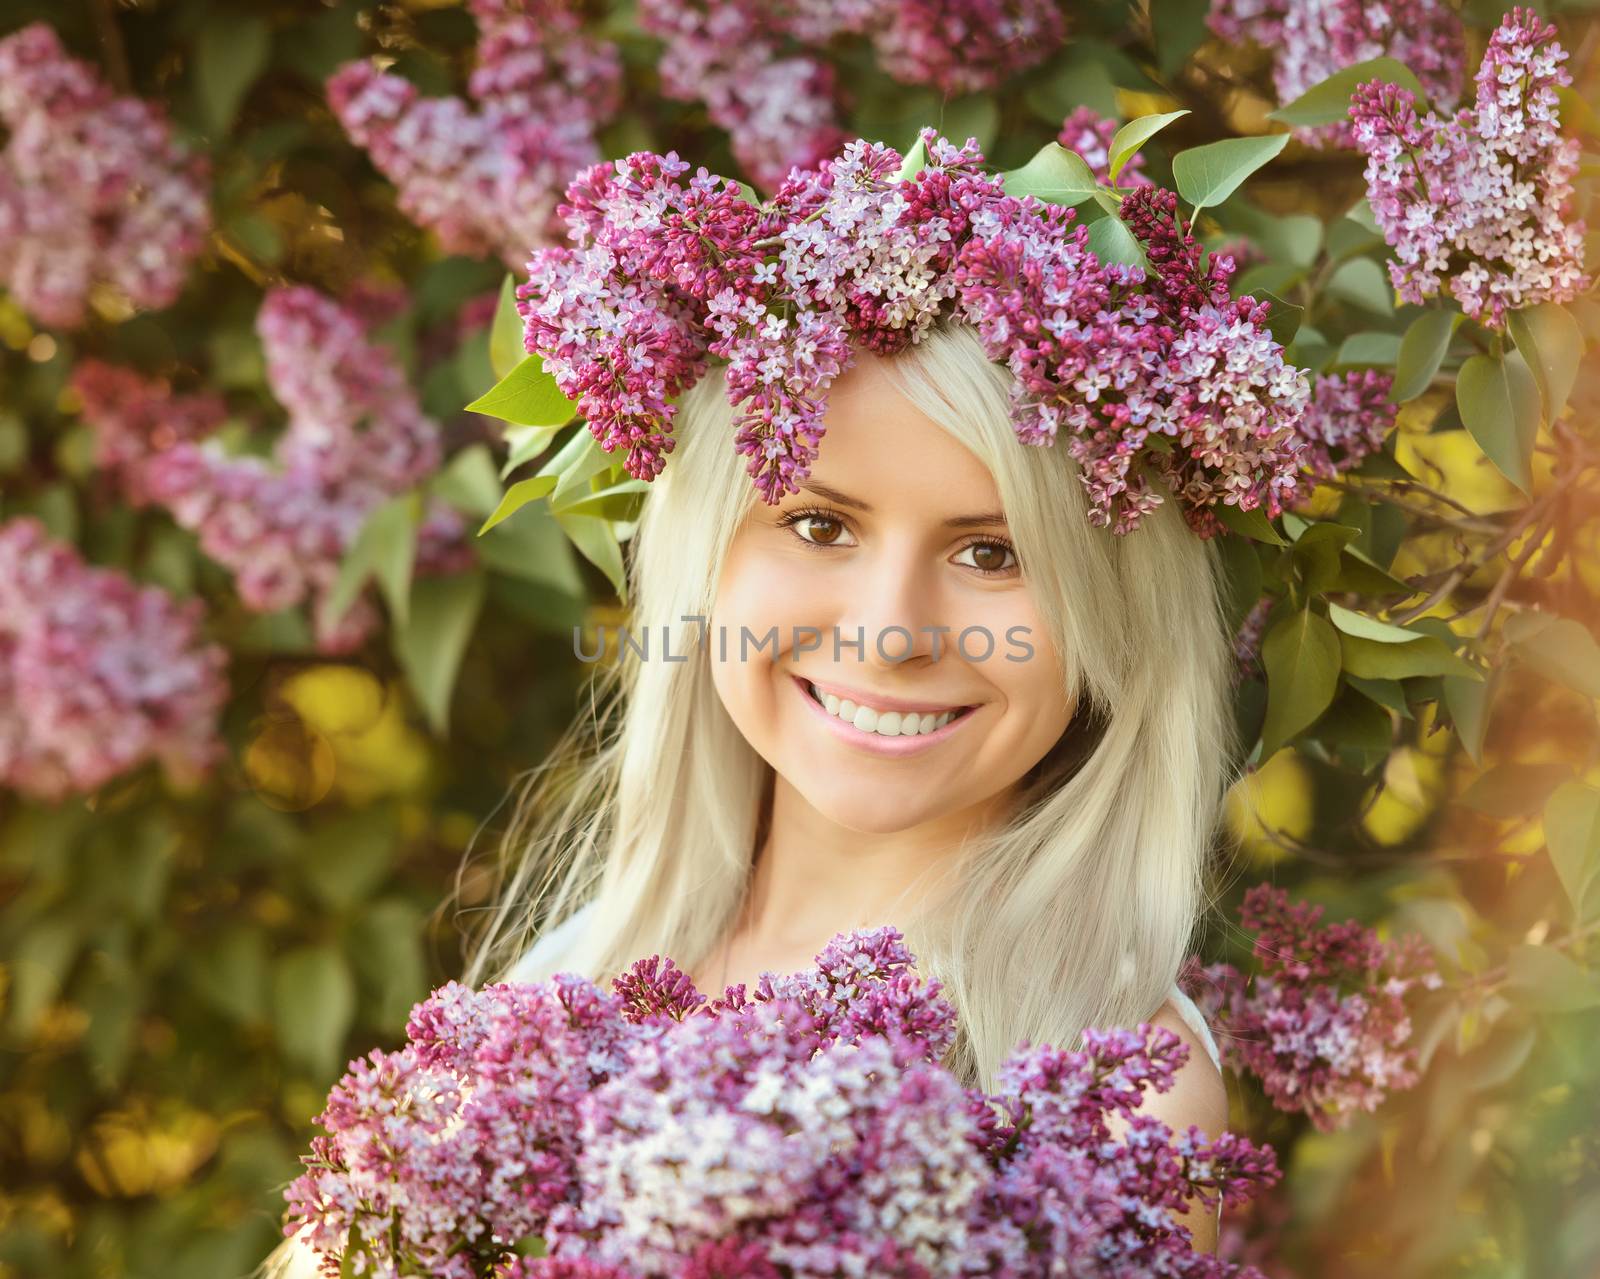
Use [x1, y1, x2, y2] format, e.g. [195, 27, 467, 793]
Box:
[1144, 997, 1230, 1139]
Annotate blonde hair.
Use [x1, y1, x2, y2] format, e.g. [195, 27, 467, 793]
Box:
[462, 315, 1243, 1087]
[258, 316, 1241, 1279]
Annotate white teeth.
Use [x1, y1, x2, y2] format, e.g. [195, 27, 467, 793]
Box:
[807, 682, 961, 737]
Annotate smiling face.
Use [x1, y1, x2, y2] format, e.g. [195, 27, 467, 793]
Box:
[708, 348, 1078, 836]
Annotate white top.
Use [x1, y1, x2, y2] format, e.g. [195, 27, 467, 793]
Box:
[506, 901, 1223, 1072]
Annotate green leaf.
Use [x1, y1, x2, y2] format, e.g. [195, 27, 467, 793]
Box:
[477, 502, 586, 596]
[1327, 601, 1425, 643]
[1261, 608, 1342, 754]
[1084, 214, 1150, 270]
[189, 928, 270, 1027]
[1171, 133, 1291, 214]
[1268, 57, 1426, 126]
[1505, 943, 1600, 1013]
[1391, 310, 1463, 402]
[272, 945, 356, 1078]
[1332, 331, 1403, 369]
[896, 133, 928, 181]
[1258, 290, 1304, 346]
[1345, 675, 1412, 718]
[1339, 633, 1478, 679]
[1213, 501, 1288, 545]
[480, 476, 560, 535]
[555, 511, 627, 602]
[488, 275, 525, 381]
[1001, 143, 1103, 207]
[1442, 665, 1496, 766]
[394, 571, 487, 736]
[197, 12, 270, 135]
[552, 477, 653, 519]
[1507, 302, 1584, 421]
[1545, 781, 1600, 924]
[326, 492, 420, 631]
[1456, 351, 1541, 494]
[1508, 614, 1600, 698]
[1327, 257, 1394, 315]
[1107, 111, 1190, 183]
[432, 444, 504, 519]
[501, 423, 566, 478]
[1292, 521, 1360, 594]
[466, 354, 579, 427]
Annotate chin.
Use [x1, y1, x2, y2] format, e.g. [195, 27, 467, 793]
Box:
[788, 770, 951, 835]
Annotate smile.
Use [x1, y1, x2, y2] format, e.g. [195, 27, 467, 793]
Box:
[791, 675, 980, 755]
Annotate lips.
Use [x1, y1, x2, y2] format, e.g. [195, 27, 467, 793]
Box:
[790, 674, 980, 756]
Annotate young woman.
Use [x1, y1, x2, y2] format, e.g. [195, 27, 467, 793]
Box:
[263, 311, 1244, 1277]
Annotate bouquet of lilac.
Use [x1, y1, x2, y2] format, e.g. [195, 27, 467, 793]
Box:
[284, 928, 1280, 1278]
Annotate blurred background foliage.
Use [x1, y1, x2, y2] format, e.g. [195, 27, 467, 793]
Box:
[0, 1, 1598, 1277]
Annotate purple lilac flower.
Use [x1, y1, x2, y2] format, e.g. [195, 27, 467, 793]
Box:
[133, 288, 472, 653]
[0, 23, 210, 328]
[0, 517, 229, 801]
[1208, 0, 1465, 148]
[1349, 7, 1589, 328]
[1296, 370, 1397, 482]
[289, 925, 1283, 1278]
[1183, 884, 1443, 1132]
[71, 360, 227, 509]
[327, 0, 620, 266]
[519, 130, 1312, 535]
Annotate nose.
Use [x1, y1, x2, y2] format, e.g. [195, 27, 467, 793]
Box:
[832, 536, 949, 675]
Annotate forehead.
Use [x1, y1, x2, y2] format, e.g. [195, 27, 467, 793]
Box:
[803, 353, 1002, 509]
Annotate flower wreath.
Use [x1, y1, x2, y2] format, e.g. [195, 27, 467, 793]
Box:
[515, 127, 1313, 538]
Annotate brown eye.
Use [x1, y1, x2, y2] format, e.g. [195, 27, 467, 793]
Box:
[970, 542, 1008, 571]
[954, 538, 1018, 576]
[805, 516, 844, 545]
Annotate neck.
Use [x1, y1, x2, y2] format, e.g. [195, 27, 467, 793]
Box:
[734, 770, 1013, 954]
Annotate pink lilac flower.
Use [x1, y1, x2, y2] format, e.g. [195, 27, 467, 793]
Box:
[636, 0, 856, 193]
[290, 925, 1282, 1278]
[1295, 370, 1397, 482]
[129, 288, 472, 653]
[0, 517, 229, 802]
[0, 22, 210, 328]
[1056, 106, 1150, 186]
[1349, 8, 1590, 328]
[71, 359, 227, 507]
[1208, 0, 1465, 148]
[1182, 884, 1443, 1132]
[638, 0, 1065, 191]
[870, 0, 1067, 96]
[519, 131, 1312, 536]
[328, 1, 620, 266]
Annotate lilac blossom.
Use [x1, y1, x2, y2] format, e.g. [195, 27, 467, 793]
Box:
[1296, 370, 1397, 482]
[518, 130, 1313, 535]
[71, 360, 227, 508]
[0, 22, 210, 328]
[124, 288, 472, 653]
[1183, 884, 1443, 1132]
[1208, 0, 1465, 148]
[328, 0, 620, 266]
[637, 0, 1065, 190]
[0, 517, 229, 802]
[1349, 8, 1589, 327]
[288, 924, 1282, 1278]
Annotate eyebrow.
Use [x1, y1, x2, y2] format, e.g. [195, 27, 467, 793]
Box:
[798, 481, 1009, 529]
